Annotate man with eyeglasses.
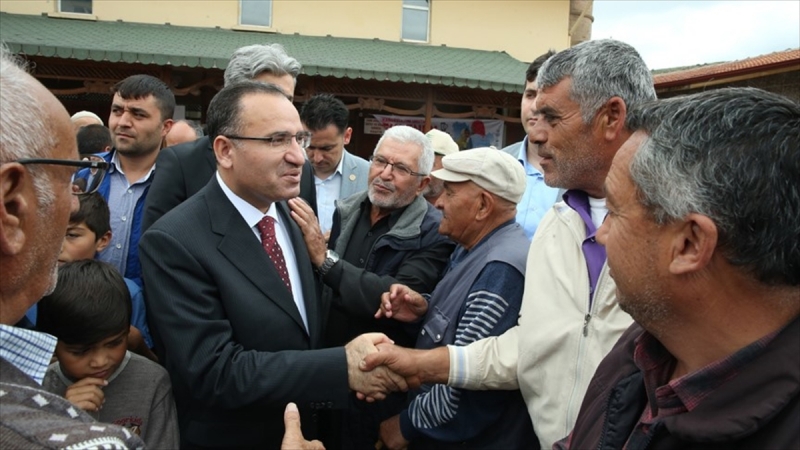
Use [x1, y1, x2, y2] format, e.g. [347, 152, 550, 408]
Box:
[289, 124, 454, 449]
[139, 81, 407, 449]
[1, 45, 140, 448]
[142, 43, 317, 231]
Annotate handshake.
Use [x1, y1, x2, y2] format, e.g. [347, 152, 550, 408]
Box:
[345, 283, 445, 400]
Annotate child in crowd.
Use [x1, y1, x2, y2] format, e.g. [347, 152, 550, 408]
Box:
[59, 192, 156, 361]
[38, 260, 179, 448]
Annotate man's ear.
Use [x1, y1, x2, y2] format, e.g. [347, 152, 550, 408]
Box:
[415, 175, 431, 196]
[95, 230, 112, 253]
[161, 119, 175, 138]
[0, 163, 29, 256]
[475, 191, 495, 221]
[597, 97, 627, 142]
[343, 127, 353, 146]
[214, 136, 235, 169]
[668, 213, 718, 275]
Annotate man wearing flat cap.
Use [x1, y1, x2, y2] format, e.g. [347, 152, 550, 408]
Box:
[422, 128, 459, 205]
[376, 147, 537, 449]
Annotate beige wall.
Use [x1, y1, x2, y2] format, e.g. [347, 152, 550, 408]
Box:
[1, 0, 568, 62]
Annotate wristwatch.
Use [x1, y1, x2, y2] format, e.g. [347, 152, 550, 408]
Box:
[317, 249, 340, 276]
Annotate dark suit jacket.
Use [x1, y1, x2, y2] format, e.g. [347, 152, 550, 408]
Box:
[139, 178, 347, 448]
[142, 136, 317, 230]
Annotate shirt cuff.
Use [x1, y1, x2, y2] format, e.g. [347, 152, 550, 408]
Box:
[447, 344, 471, 388]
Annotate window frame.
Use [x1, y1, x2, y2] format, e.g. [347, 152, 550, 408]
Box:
[239, 0, 273, 28]
[58, 0, 93, 15]
[401, 0, 430, 43]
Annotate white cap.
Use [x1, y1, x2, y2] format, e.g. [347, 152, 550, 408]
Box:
[432, 147, 526, 204]
[70, 111, 104, 126]
[426, 129, 459, 157]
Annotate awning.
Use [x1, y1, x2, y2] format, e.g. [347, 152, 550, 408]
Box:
[0, 12, 527, 93]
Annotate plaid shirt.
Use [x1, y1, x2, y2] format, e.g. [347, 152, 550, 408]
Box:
[0, 324, 56, 385]
[623, 329, 779, 449]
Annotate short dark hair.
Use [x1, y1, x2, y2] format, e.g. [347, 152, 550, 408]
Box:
[37, 260, 131, 345]
[111, 74, 176, 122]
[70, 192, 110, 239]
[526, 50, 556, 83]
[76, 124, 112, 156]
[299, 93, 349, 133]
[206, 81, 288, 140]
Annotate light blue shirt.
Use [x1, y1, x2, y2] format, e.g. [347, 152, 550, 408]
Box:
[216, 172, 309, 331]
[315, 154, 345, 234]
[514, 141, 561, 240]
[0, 324, 57, 385]
[97, 151, 154, 275]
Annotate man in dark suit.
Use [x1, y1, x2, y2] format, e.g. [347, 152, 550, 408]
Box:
[139, 81, 405, 448]
[142, 43, 316, 231]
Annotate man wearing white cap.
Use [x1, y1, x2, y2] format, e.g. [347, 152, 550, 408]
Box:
[70, 110, 104, 131]
[422, 128, 459, 204]
[377, 148, 536, 449]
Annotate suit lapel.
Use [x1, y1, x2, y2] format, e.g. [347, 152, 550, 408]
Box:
[205, 181, 308, 333]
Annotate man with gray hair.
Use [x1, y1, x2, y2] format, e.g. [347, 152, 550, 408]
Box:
[566, 88, 799, 448]
[143, 43, 316, 230]
[0, 46, 139, 448]
[290, 125, 454, 448]
[163, 119, 202, 148]
[378, 148, 536, 449]
[364, 39, 657, 449]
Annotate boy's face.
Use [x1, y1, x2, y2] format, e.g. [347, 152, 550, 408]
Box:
[55, 329, 129, 380]
[58, 222, 110, 264]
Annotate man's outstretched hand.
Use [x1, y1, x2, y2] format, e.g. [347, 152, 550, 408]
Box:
[375, 283, 428, 322]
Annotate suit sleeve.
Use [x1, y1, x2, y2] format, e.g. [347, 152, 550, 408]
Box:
[322, 237, 454, 318]
[142, 147, 183, 231]
[139, 228, 350, 410]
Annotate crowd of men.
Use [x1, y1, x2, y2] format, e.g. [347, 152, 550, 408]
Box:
[1, 35, 798, 450]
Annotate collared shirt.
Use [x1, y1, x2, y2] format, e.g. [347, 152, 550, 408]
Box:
[97, 150, 154, 275]
[514, 141, 561, 239]
[623, 329, 779, 449]
[315, 153, 345, 234]
[563, 190, 607, 304]
[216, 172, 308, 331]
[0, 324, 57, 385]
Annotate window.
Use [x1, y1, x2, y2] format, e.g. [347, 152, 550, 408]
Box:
[59, 0, 92, 14]
[240, 0, 272, 27]
[402, 0, 430, 42]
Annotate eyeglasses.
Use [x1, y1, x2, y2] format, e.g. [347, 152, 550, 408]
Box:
[225, 131, 313, 150]
[14, 158, 109, 196]
[369, 154, 427, 177]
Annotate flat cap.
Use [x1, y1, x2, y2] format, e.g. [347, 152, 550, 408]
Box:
[432, 147, 526, 203]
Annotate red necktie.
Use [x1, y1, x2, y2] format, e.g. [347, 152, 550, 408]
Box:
[257, 216, 293, 294]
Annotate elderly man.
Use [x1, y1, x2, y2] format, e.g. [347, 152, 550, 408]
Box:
[501, 50, 561, 239]
[0, 46, 138, 447]
[363, 39, 657, 449]
[300, 93, 369, 235]
[164, 119, 201, 148]
[142, 43, 316, 230]
[378, 148, 536, 449]
[421, 128, 459, 204]
[563, 88, 800, 448]
[289, 124, 454, 448]
[140, 81, 405, 448]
